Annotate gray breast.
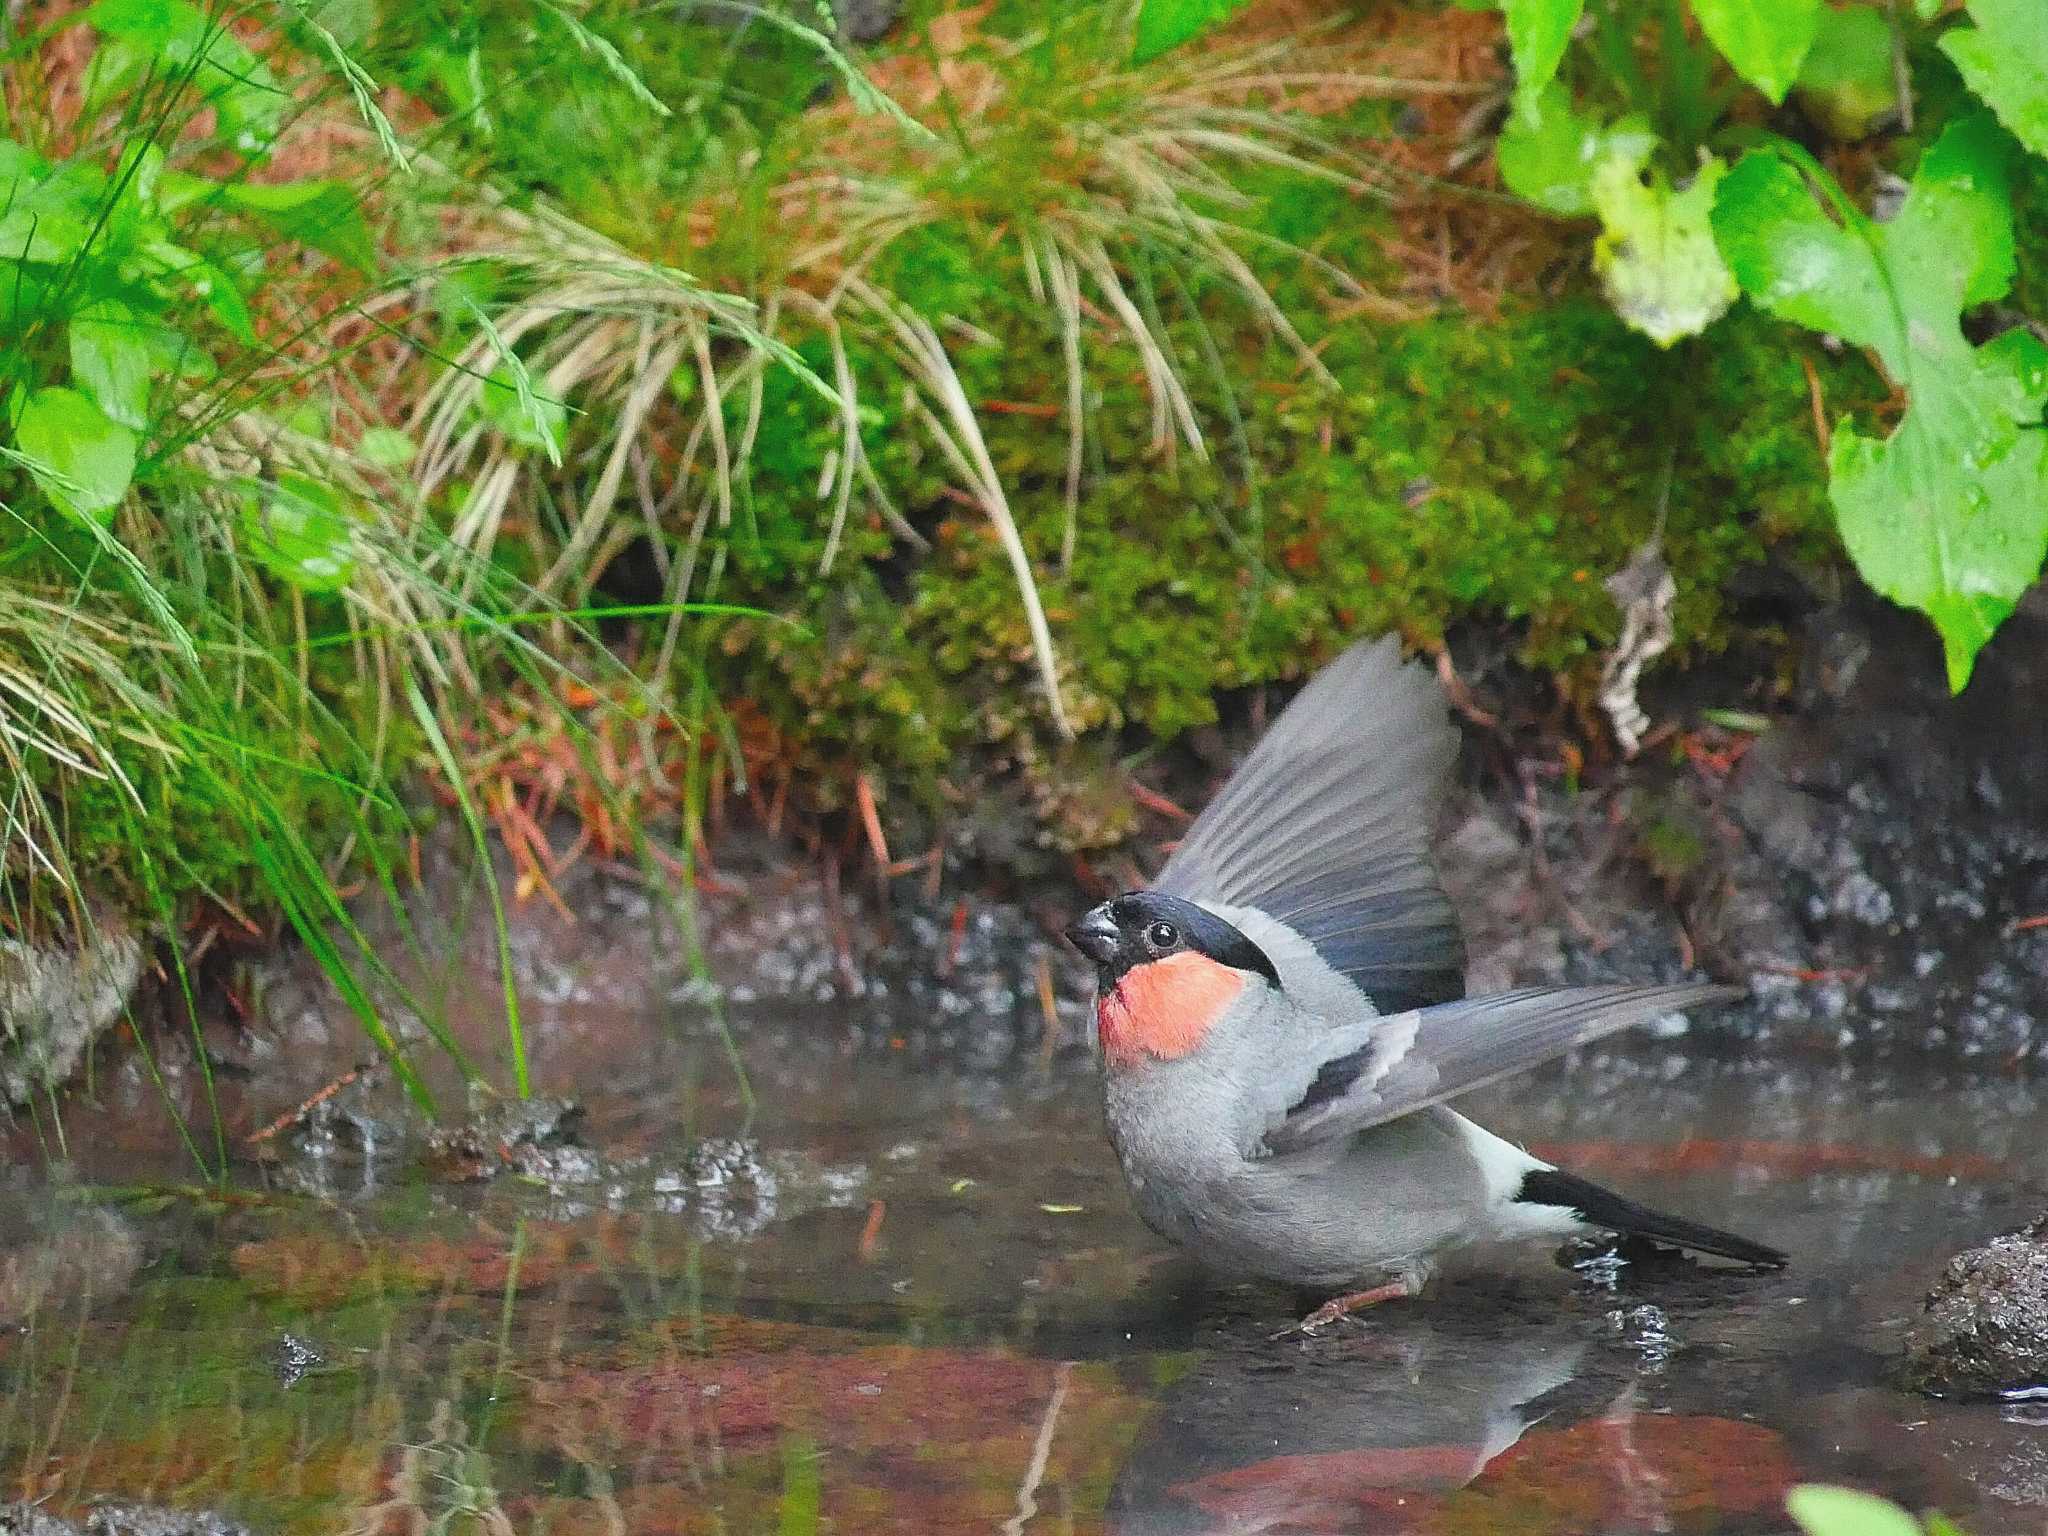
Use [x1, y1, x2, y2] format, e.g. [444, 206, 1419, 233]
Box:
[1110, 1083, 1491, 1289]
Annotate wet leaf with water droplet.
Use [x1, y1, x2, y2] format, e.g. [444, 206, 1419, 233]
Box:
[1713, 115, 2048, 692]
[1941, 0, 2048, 160]
[1497, 85, 1656, 218]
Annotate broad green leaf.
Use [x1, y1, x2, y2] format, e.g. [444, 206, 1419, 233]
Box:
[1132, 0, 1254, 62]
[143, 239, 256, 344]
[1691, 0, 1821, 104]
[114, 139, 163, 212]
[1591, 144, 1737, 345]
[86, 0, 285, 151]
[0, 200, 90, 264]
[13, 386, 138, 523]
[1940, 0, 2048, 159]
[1787, 1486, 1926, 1536]
[1499, 0, 1586, 116]
[415, 44, 492, 137]
[1713, 116, 2046, 690]
[1832, 326, 2048, 692]
[143, 326, 216, 382]
[239, 472, 360, 592]
[154, 169, 216, 216]
[220, 179, 376, 273]
[1796, 4, 1899, 140]
[68, 298, 155, 430]
[154, 171, 373, 273]
[1497, 87, 1596, 213]
[479, 361, 566, 459]
[80, 34, 151, 113]
[357, 427, 417, 466]
[1498, 85, 1655, 215]
[1715, 116, 2016, 381]
[0, 144, 99, 263]
[194, 259, 254, 343]
[0, 138, 167, 273]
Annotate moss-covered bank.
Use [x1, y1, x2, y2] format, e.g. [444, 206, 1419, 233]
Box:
[14, 0, 2036, 1003]
[410, 0, 1895, 853]
[710, 293, 1866, 848]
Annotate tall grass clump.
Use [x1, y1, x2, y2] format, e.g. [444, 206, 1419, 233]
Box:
[364, 0, 1474, 798]
[0, 0, 781, 1127]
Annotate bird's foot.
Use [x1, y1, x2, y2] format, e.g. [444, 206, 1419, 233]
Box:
[1271, 1278, 1412, 1339]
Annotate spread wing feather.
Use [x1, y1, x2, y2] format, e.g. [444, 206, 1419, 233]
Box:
[1265, 982, 1740, 1155]
[1153, 637, 1464, 1014]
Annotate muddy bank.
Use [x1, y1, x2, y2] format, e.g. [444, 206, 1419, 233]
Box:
[1478, 588, 2048, 1062]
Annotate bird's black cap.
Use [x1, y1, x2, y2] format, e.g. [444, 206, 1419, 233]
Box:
[1063, 892, 1280, 988]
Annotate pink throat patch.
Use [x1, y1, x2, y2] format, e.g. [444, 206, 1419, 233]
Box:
[1097, 951, 1246, 1067]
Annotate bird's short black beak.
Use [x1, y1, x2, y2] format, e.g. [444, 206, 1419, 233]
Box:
[1063, 905, 1120, 966]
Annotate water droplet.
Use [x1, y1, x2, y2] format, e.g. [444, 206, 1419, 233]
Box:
[1961, 433, 2010, 474]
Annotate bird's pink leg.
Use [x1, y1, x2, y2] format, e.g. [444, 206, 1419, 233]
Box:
[1274, 1275, 1415, 1338]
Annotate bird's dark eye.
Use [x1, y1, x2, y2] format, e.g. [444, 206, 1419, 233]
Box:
[1145, 920, 1180, 951]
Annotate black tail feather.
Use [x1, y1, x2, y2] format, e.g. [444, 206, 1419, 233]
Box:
[1518, 1168, 1788, 1269]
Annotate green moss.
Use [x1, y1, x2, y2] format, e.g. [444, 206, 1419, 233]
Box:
[691, 281, 1870, 844]
[50, 720, 404, 929]
[1633, 791, 1711, 887]
[361, 0, 1893, 854]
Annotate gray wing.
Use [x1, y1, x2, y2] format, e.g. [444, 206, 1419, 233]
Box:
[1264, 982, 1740, 1155]
[1153, 636, 1464, 1015]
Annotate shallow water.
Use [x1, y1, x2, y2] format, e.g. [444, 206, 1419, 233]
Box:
[5, 976, 2048, 1535]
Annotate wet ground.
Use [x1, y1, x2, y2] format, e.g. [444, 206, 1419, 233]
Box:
[5, 917, 2048, 1536]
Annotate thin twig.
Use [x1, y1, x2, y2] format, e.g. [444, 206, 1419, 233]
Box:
[246, 1063, 378, 1145]
[1002, 1361, 1073, 1536]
